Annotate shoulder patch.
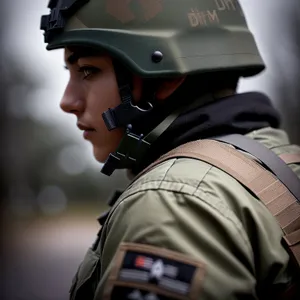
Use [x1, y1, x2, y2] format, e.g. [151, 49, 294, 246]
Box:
[103, 243, 206, 300]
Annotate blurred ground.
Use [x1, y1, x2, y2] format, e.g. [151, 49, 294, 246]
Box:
[2, 203, 107, 300]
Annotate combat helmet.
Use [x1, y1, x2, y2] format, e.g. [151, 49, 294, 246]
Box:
[41, 0, 265, 175]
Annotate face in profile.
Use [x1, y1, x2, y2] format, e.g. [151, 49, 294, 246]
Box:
[61, 47, 143, 163]
[61, 47, 185, 164]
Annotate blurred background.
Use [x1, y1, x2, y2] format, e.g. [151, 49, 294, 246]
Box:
[1, 0, 299, 299]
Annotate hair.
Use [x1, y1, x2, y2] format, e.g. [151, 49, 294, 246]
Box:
[171, 70, 240, 101]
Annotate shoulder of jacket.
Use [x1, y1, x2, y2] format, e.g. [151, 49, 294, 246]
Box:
[125, 157, 214, 196]
[120, 156, 255, 211]
[113, 127, 300, 227]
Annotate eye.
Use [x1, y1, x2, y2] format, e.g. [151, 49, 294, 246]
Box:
[78, 66, 100, 79]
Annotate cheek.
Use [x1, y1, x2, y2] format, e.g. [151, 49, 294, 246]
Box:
[86, 72, 120, 114]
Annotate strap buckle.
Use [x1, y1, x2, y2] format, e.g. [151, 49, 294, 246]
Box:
[102, 95, 153, 131]
[101, 125, 152, 175]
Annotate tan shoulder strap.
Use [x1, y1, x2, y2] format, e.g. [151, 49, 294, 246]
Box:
[140, 139, 300, 267]
[280, 153, 300, 165]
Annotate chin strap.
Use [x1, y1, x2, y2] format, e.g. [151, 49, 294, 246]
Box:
[101, 89, 215, 176]
[101, 59, 219, 176]
[102, 92, 154, 131]
[101, 111, 182, 175]
[101, 61, 159, 175]
[102, 62, 156, 131]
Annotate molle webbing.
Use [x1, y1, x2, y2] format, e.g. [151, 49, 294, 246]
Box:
[280, 153, 300, 165]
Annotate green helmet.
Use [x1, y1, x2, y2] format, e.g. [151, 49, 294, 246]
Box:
[41, 0, 264, 78]
[41, 0, 265, 175]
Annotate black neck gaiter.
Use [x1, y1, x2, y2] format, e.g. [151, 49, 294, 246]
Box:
[132, 92, 281, 174]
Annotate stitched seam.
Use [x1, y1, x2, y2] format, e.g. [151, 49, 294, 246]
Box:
[197, 167, 252, 252]
[131, 158, 212, 191]
[192, 166, 213, 196]
[135, 179, 199, 187]
[123, 178, 252, 255]
[123, 180, 199, 198]
[113, 165, 252, 254]
[116, 167, 251, 245]
[197, 189, 252, 254]
[196, 188, 252, 253]
[159, 159, 178, 189]
[108, 186, 253, 258]
[196, 168, 252, 253]
[269, 143, 291, 150]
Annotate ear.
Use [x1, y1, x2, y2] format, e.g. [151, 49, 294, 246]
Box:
[156, 77, 186, 101]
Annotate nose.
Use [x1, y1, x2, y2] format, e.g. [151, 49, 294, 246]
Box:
[60, 82, 85, 116]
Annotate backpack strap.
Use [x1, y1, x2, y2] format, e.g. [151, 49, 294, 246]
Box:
[212, 134, 300, 203]
[139, 139, 300, 268]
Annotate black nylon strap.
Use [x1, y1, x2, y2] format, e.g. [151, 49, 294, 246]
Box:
[144, 94, 215, 144]
[214, 134, 300, 203]
[112, 61, 133, 103]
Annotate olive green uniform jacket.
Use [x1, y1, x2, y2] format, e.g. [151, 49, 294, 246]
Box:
[70, 127, 300, 300]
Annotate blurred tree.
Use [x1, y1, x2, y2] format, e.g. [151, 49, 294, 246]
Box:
[0, 0, 8, 203]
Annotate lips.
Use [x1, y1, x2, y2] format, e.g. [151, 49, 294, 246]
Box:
[77, 123, 95, 132]
[77, 123, 96, 140]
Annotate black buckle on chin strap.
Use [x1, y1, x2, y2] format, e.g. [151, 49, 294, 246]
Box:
[101, 126, 152, 176]
[40, 0, 89, 43]
[102, 96, 153, 131]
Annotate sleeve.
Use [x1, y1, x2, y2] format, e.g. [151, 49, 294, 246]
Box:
[94, 188, 258, 300]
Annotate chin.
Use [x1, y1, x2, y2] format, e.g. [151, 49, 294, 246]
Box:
[93, 147, 110, 163]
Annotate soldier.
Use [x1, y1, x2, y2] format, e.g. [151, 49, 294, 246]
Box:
[40, 0, 300, 299]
